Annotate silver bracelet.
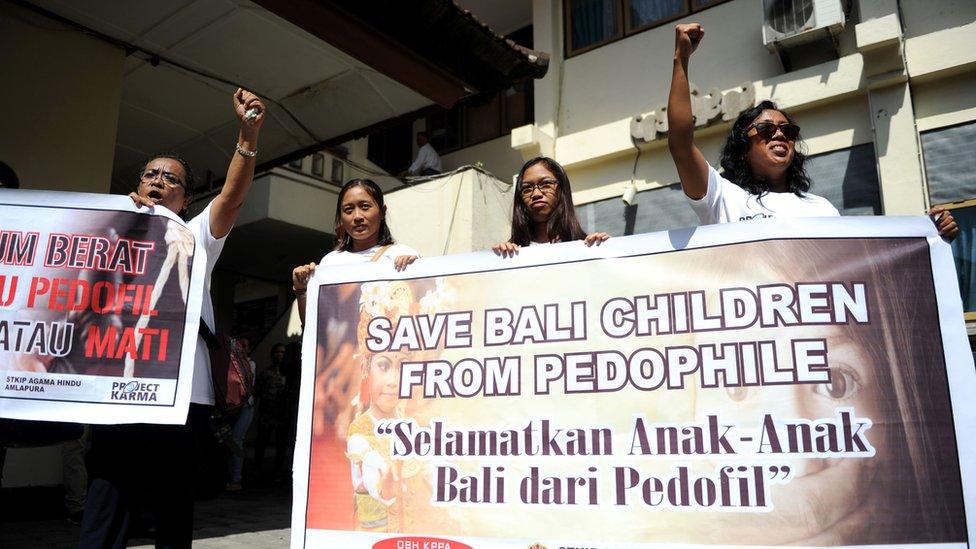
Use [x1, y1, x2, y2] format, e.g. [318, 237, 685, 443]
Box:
[235, 143, 257, 158]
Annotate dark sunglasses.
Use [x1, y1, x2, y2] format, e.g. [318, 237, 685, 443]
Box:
[746, 121, 800, 141]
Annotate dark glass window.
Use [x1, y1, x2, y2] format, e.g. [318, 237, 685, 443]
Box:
[628, 0, 684, 31]
[331, 158, 343, 184]
[804, 143, 882, 216]
[565, 0, 733, 56]
[922, 121, 976, 317]
[921, 121, 976, 205]
[311, 154, 325, 177]
[568, 0, 621, 52]
[367, 121, 413, 175]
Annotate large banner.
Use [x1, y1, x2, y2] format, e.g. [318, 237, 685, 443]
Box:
[0, 190, 204, 424]
[292, 217, 976, 549]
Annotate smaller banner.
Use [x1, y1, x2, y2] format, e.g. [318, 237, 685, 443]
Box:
[0, 190, 204, 424]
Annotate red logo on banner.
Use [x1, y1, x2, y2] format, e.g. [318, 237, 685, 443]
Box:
[373, 537, 473, 549]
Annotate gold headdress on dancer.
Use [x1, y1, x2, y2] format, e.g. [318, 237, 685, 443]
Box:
[354, 278, 457, 412]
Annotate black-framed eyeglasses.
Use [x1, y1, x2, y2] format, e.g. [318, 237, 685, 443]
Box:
[746, 121, 800, 141]
[520, 179, 558, 196]
[140, 169, 186, 189]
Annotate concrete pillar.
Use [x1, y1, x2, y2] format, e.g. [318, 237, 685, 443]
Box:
[532, 0, 563, 139]
[868, 84, 928, 214]
[0, 3, 123, 193]
[857, 0, 928, 214]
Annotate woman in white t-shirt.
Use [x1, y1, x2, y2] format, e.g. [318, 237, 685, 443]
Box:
[667, 23, 958, 238]
[492, 156, 610, 257]
[292, 178, 419, 322]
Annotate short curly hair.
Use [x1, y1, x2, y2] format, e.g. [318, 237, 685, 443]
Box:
[137, 153, 196, 194]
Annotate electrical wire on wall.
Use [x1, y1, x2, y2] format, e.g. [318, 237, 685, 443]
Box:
[623, 133, 642, 205]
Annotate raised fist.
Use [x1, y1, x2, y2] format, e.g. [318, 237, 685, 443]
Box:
[234, 88, 266, 131]
[674, 23, 704, 59]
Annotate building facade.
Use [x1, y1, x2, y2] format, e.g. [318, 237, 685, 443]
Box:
[395, 0, 976, 326]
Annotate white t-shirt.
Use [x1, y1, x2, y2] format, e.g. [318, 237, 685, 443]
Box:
[185, 202, 228, 405]
[408, 143, 442, 175]
[319, 243, 420, 267]
[688, 163, 840, 225]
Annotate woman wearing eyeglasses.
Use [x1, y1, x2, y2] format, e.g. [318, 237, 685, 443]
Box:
[668, 24, 958, 237]
[492, 156, 609, 257]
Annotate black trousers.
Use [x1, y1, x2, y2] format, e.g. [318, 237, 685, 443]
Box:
[78, 404, 212, 549]
[254, 417, 288, 475]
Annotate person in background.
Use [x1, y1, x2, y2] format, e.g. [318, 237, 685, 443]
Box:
[62, 427, 89, 525]
[1, 159, 87, 523]
[666, 23, 958, 239]
[0, 160, 20, 188]
[78, 87, 266, 549]
[225, 339, 256, 492]
[404, 131, 441, 177]
[254, 343, 289, 481]
[280, 339, 303, 483]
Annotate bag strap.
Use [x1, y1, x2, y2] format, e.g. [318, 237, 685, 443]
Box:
[370, 244, 392, 262]
[198, 318, 220, 352]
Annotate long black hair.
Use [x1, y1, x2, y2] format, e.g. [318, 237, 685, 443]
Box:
[332, 178, 395, 252]
[719, 100, 812, 197]
[510, 157, 587, 246]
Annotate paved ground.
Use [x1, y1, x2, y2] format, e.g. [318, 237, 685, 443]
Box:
[0, 480, 293, 548]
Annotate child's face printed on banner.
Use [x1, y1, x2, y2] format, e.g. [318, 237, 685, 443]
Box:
[368, 351, 402, 419]
[520, 162, 560, 224]
[696, 324, 885, 478]
[138, 157, 190, 215]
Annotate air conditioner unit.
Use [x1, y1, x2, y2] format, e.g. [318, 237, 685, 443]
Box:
[762, 0, 846, 51]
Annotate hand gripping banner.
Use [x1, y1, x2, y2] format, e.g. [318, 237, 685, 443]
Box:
[0, 190, 204, 425]
[292, 216, 976, 549]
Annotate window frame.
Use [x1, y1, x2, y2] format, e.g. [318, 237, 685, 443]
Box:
[311, 153, 325, 177]
[330, 157, 343, 184]
[426, 80, 534, 155]
[564, 0, 734, 58]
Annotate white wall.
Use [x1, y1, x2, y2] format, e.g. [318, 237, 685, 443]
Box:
[441, 135, 527, 183]
[900, 0, 976, 39]
[558, 0, 785, 137]
[385, 168, 512, 258]
[0, 4, 123, 193]
[512, 0, 976, 214]
[913, 72, 976, 132]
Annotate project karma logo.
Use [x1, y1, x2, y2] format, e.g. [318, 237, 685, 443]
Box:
[110, 380, 160, 402]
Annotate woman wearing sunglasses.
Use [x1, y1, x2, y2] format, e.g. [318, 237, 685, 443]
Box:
[667, 24, 958, 238]
[667, 23, 836, 224]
